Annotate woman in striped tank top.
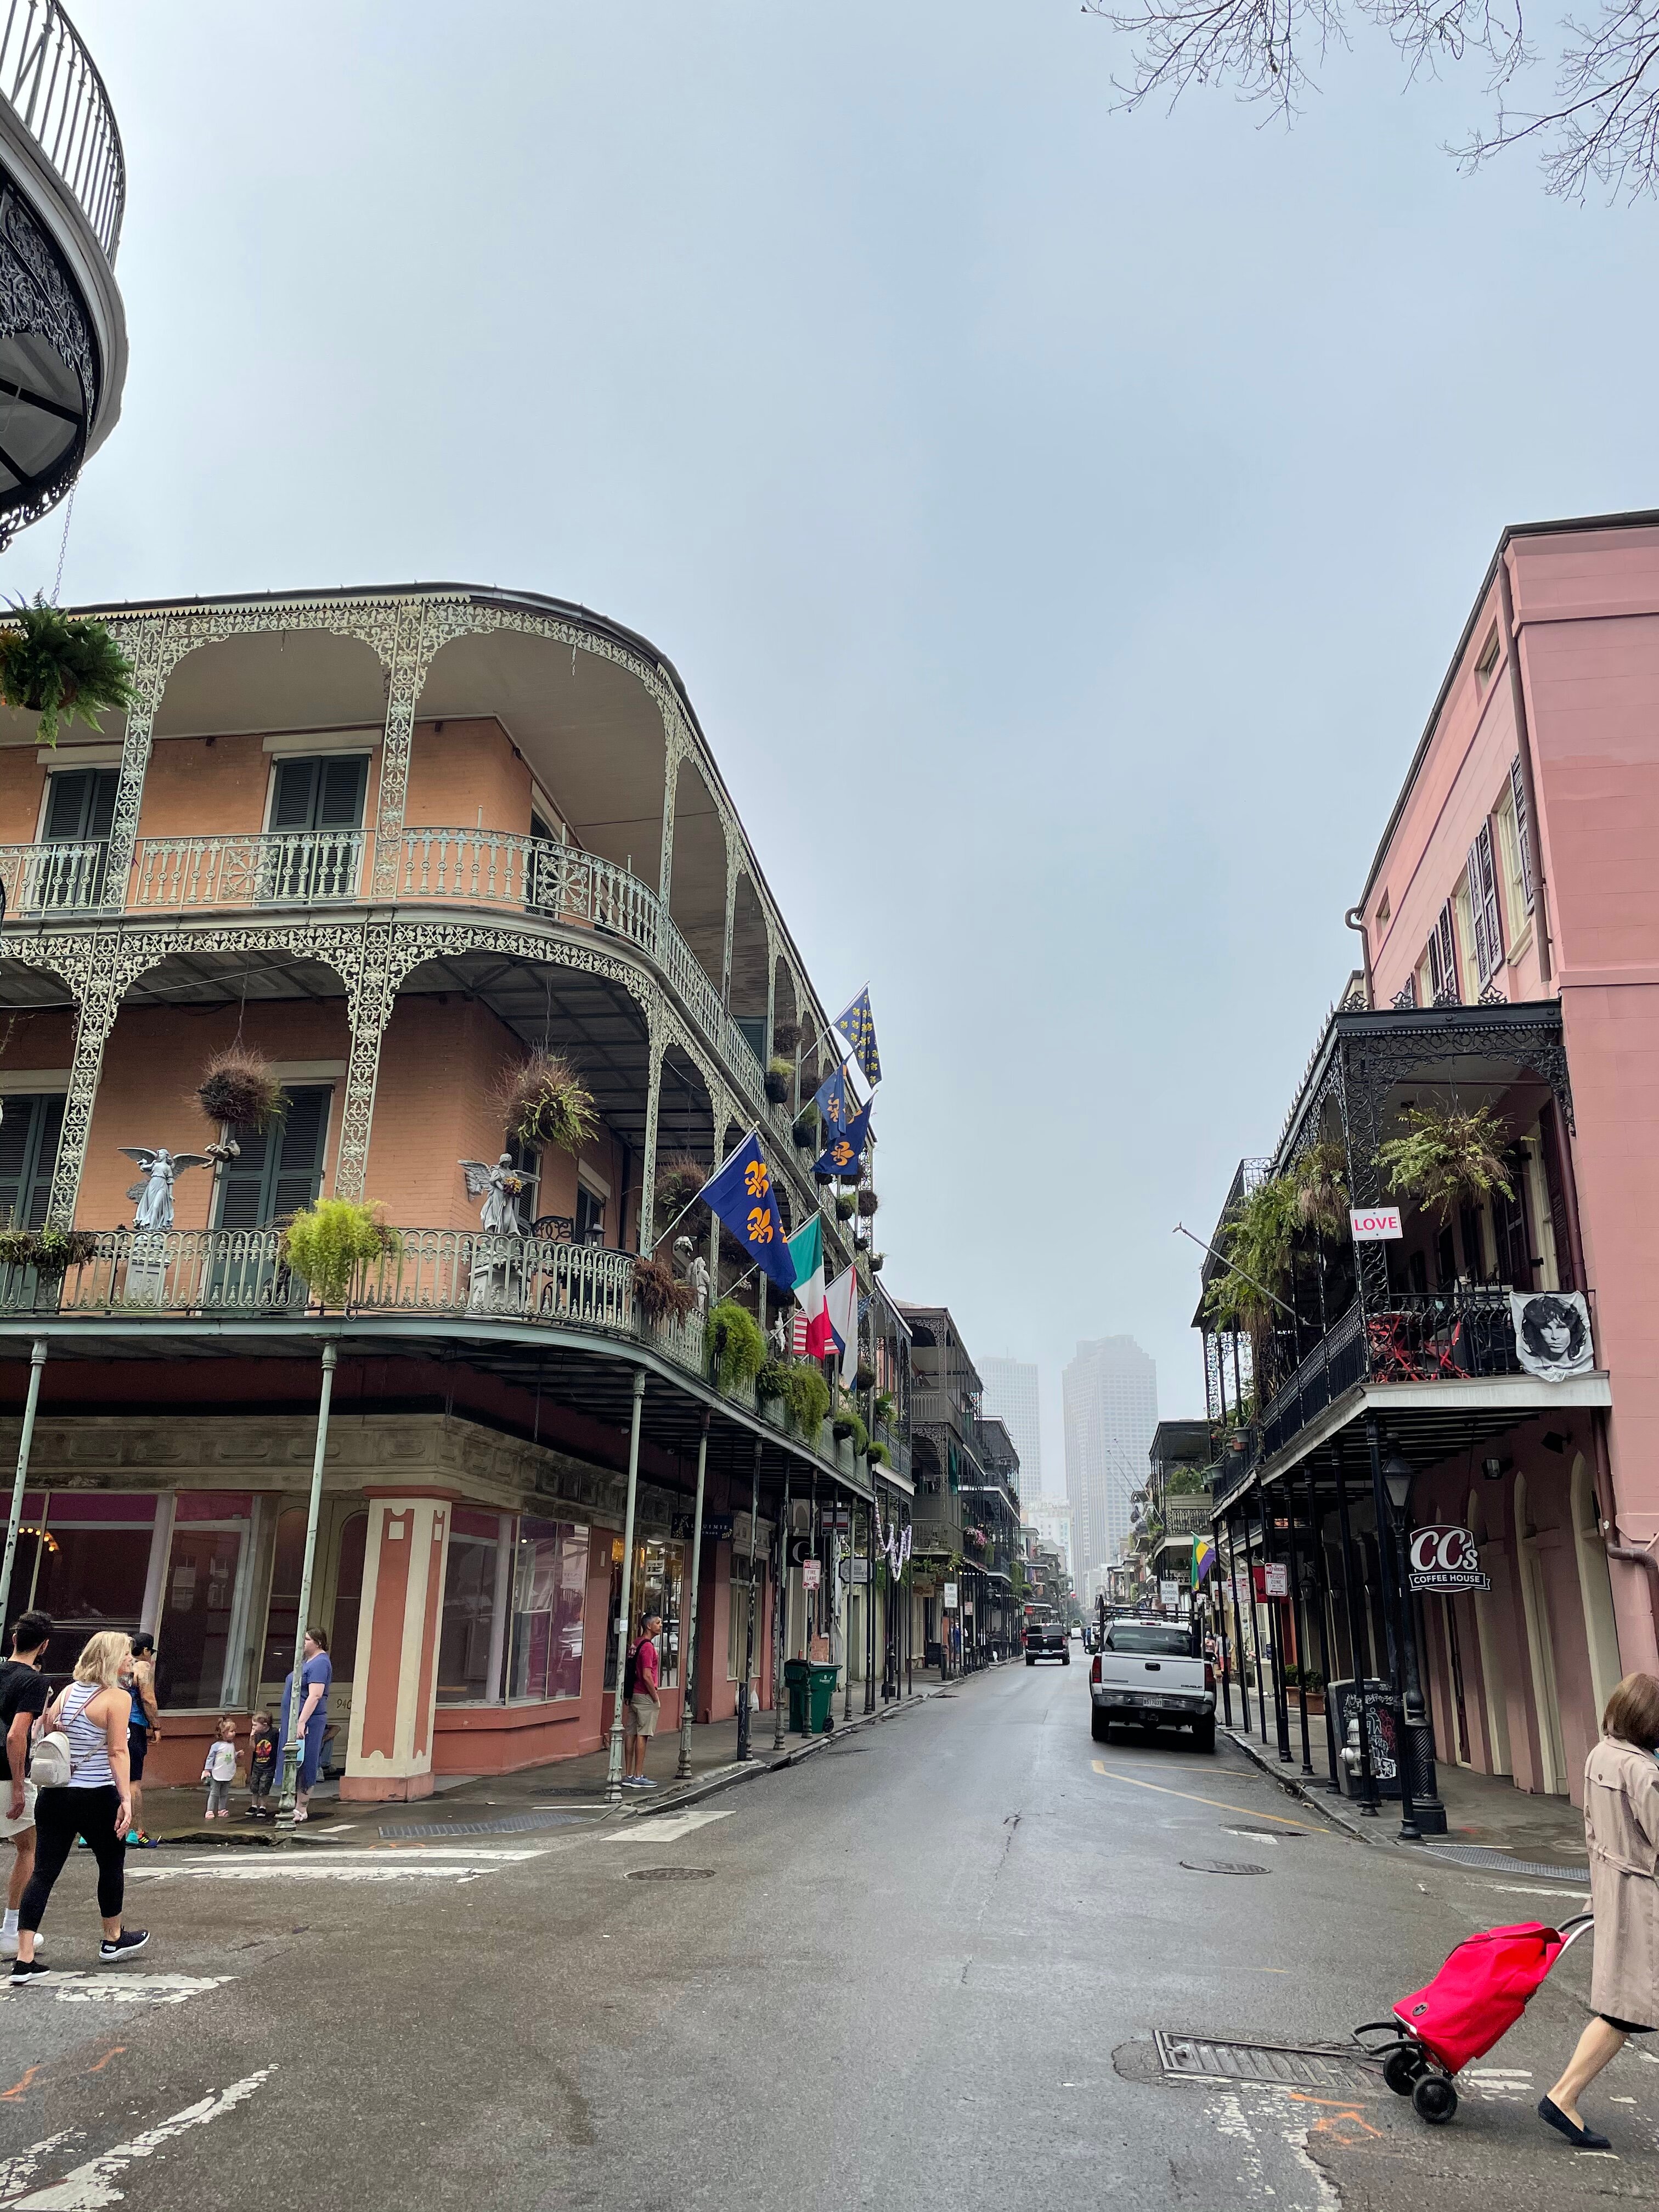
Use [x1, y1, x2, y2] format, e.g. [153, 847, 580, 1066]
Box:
[11, 1631, 148, 1982]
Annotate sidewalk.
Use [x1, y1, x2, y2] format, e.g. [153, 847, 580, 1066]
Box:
[1227, 1726, 1590, 1869]
[131, 1680, 950, 1844]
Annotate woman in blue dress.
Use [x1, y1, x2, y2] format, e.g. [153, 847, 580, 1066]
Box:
[278, 1627, 333, 1823]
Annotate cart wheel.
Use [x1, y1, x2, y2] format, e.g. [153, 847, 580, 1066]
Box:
[1412, 2074, 1458, 2125]
[1383, 2049, 1420, 2097]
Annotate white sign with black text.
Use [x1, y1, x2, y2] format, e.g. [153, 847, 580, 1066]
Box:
[1408, 1525, 1491, 1594]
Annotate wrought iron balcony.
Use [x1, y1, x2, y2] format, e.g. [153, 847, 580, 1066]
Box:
[0, 833, 105, 912]
[0, 3, 123, 257]
[132, 829, 368, 909]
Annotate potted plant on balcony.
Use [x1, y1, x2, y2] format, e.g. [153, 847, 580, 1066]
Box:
[280, 1199, 399, 1309]
[834, 1192, 856, 1222]
[791, 1105, 819, 1153]
[496, 1052, 597, 1156]
[755, 1358, 787, 1403]
[854, 1361, 876, 1392]
[0, 1226, 98, 1275]
[1292, 1137, 1350, 1240]
[0, 597, 134, 745]
[868, 1252, 885, 1273]
[653, 1153, 707, 1227]
[1201, 1174, 1297, 1331]
[707, 1297, 766, 1391]
[856, 1188, 879, 1219]
[764, 1057, 794, 1106]
[782, 1361, 831, 1436]
[632, 1249, 696, 1324]
[772, 1020, 800, 1056]
[196, 1044, 285, 1135]
[1378, 1102, 1514, 1221]
[868, 1440, 890, 1469]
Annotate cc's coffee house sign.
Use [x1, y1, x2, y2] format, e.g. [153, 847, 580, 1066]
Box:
[1407, 1524, 1491, 1594]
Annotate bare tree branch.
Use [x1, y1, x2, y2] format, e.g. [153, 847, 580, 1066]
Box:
[1087, 0, 1659, 199]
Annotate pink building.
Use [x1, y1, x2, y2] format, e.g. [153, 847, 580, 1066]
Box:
[1200, 512, 1659, 1813]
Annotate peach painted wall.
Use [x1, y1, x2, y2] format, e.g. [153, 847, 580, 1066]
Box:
[403, 719, 531, 836]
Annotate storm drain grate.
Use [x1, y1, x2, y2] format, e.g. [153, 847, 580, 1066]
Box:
[1421, 1844, 1589, 1884]
[625, 1865, 716, 1882]
[378, 1810, 591, 1840]
[1180, 1860, 1269, 1876]
[1156, 2032, 1381, 2095]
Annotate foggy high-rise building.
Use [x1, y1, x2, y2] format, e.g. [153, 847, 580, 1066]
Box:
[980, 1356, 1041, 1493]
[1063, 1336, 1158, 1597]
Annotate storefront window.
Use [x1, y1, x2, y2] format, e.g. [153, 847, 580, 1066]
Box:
[438, 1509, 503, 1706]
[259, 1507, 307, 1685]
[157, 1496, 252, 1710]
[330, 1513, 368, 1678]
[25, 1492, 156, 1687]
[605, 1537, 684, 1691]
[506, 1518, 588, 1702]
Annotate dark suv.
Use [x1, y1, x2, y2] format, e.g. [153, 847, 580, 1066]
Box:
[1024, 1620, 1070, 1665]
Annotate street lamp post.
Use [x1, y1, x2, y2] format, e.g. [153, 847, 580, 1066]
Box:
[1380, 1442, 1447, 1836]
[1365, 1417, 1421, 1843]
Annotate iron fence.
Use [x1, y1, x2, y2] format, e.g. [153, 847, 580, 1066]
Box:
[0, 2, 125, 257]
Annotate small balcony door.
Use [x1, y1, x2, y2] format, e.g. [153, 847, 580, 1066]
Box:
[210, 1086, 332, 1305]
[35, 768, 117, 910]
[263, 755, 368, 902]
[0, 1093, 67, 1306]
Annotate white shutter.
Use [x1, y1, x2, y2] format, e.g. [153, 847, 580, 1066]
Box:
[1471, 822, 1503, 981]
[1428, 900, 1460, 1005]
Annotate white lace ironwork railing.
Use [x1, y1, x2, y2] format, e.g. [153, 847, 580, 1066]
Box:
[0, 836, 105, 912]
[0, 2, 125, 258]
[131, 830, 368, 909]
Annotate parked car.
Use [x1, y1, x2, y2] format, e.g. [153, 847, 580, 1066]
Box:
[1024, 1619, 1070, 1665]
[1090, 1620, 1215, 1751]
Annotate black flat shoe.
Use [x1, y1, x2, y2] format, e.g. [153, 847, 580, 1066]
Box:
[1539, 2096, 1612, 2150]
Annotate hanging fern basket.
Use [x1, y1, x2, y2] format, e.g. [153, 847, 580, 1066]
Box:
[0, 598, 135, 746]
[633, 1249, 696, 1324]
[496, 1052, 597, 1156]
[196, 1044, 285, 1133]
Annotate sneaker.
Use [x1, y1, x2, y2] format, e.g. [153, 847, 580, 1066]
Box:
[98, 1929, 149, 1962]
[9, 1957, 48, 1983]
[635, 1777, 659, 1790]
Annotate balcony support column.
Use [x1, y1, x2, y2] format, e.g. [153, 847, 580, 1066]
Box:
[637, 1019, 665, 1254]
[334, 922, 404, 1204]
[369, 600, 435, 902]
[1333, 1450, 1379, 1814]
[44, 935, 127, 1229]
[98, 616, 175, 912]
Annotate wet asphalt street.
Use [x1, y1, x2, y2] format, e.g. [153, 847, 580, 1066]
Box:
[0, 1660, 1649, 2211]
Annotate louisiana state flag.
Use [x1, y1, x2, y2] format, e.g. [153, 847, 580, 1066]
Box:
[832, 990, 881, 1085]
[699, 1130, 796, 1293]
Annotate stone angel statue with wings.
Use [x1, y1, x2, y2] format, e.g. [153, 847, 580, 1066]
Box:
[460, 1155, 537, 1237]
[121, 1146, 213, 1234]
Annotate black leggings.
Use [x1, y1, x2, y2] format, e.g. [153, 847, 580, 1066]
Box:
[20, 1785, 125, 1933]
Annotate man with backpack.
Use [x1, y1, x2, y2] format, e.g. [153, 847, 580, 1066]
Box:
[622, 1612, 662, 1789]
[0, 1613, 53, 1959]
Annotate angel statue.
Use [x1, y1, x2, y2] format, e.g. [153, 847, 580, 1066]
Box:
[461, 1155, 536, 1237]
[121, 1147, 212, 1234]
[672, 1234, 710, 1321]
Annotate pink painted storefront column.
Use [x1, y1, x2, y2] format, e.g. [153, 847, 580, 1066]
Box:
[341, 1489, 454, 1803]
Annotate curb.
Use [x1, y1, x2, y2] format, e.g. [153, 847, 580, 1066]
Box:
[1225, 1728, 1379, 1843]
[620, 1679, 955, 1819]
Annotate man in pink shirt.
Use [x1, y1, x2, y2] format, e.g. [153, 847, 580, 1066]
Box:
[623, 1612, 662, 1788]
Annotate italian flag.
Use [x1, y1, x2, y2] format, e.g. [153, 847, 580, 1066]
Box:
[788, 1216, 833, 1357]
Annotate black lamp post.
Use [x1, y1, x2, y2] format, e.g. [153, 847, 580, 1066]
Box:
[1381, 1443, 1447, 1836]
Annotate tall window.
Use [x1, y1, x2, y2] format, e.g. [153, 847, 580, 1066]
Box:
[1466, 822, 1504, 985]
[157, 1493, 253, 1709]
[35, 768, 117, 907]
[575, 1182, 605, 1246]
[1426, 900, 1460, 1005]
[438, 1508, 503, 1705]
[264, 754, 369, 901]
[1508, 755, 1535, 912]
[506, 1518, 588, 1701]
[213, 1086, 331, 1228]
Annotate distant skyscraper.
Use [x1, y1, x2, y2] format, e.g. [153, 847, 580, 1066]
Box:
[1025, 1494, 1073, 1582]
[1063, 1336, 1158, 1596]
[980, 1357, 1041, 1493]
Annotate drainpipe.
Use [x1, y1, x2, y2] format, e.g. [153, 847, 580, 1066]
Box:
[604, 1371, 648, 1806]
[276, 1341, 338, 1829]
[1592, 1409, 1659, 1630]
[1498, 554, 1553, 985]
[675, 1414, 710, 1781]
[0, 1338, 48, 1633]
[1343, 909, 1374, 1009]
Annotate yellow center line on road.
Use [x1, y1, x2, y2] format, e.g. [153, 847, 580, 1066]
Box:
[1089, 1758, 1330, 1832]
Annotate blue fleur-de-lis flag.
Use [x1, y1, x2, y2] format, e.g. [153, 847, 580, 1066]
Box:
[813, 1097, 872, 1181]
[833, 990, 881, 1085]
[813, 1058, 853, 1135]
[698, 1129, 797, 1292]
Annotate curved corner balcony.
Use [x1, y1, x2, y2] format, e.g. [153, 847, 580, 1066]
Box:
[0, 2, 126, 544]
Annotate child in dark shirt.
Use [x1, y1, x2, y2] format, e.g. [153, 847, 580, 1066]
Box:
[245, 1710, 277, 1819]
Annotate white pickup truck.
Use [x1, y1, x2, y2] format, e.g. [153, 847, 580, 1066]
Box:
[1089, 1620, 1215, 1752]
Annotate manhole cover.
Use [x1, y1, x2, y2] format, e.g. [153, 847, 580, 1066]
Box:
[1156, 2032, 1381, 2095]
[1180, 1860, 1269, 1876]
[378, 1810, 590, 1840]
[624, 1865, 716, 1882]
[1421, 1844, 1589, 1884]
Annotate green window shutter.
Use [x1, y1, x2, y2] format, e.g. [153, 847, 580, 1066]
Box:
[213, 1086, 332, 1228]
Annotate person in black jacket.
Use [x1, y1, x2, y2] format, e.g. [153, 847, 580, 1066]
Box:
[0, 1613, 52, 1959]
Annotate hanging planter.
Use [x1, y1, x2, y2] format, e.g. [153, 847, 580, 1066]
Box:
[856, 1188, 879, 1219]
[0, 597, 134, 746]
[1378, 1103, 1514, 1223]
[196, 1043, 285, 1134]
[653, 1153, 707, 1223]
[781, 1362, 831, 1434]
[764, 1057, 794, 1106]
[496, 1052, 597, 1156]
[833, 1405, 868, 1454]
[868, 1252, 885, 1273]
[1200, 1175, 1298, 1333]
[633, 1249, 696, 1324]
[867, 1441, 890, 1469]
[707, 1297, 767, 1390]
[772, 1020, 800, 1056]
[854, 1361, 876, 1392]
[279, 1200, 400, 1307]
[814, 1170, 836, 1188]
[834, 1192, 856, 1222]
[791, 1107, 819, 1153]
[1292, 1137, 1350, 1240]
[755, 1359, 788, 1402]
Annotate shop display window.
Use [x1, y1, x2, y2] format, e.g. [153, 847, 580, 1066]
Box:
[506, 1517, 588, 1702]
[157, 1495, 252, 1711]
[438, 1509, 503, 1705]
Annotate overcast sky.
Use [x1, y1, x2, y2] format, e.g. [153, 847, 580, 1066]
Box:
[13, 4, 1655, 1482]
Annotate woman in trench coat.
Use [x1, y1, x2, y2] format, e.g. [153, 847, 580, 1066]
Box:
[1541, 1672, 1659, 2149]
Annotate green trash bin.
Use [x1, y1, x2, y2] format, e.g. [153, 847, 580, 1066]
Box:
[808, 1663, 840, 1735]
[784, 1657, 812, 1736]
